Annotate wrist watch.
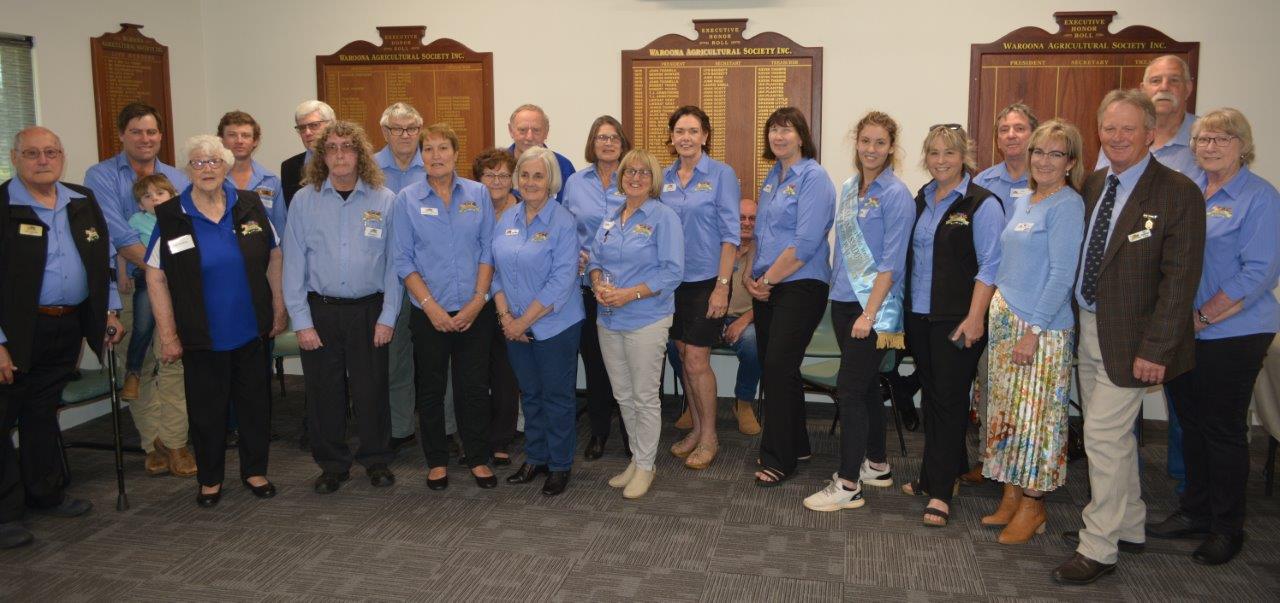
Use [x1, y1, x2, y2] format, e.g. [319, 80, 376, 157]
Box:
[717, 277, 730, 286]
[761, 277, 772, 286]
[634, 290, 642, 300]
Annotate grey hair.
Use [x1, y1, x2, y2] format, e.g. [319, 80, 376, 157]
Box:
[508, 103, 549, 129]
[294, 100, 335, 123]
[12, 126, 63, 151]
[515, 146, 562, 196]
[380, 102, 423, 128]
[1143, 55, 1193, 83]
[180, 134, 234, 176]
[1097, 89, 1158, 131]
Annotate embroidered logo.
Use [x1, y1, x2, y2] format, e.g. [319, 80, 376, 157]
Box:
[459, 201, 480, 213]
[694, 181, 713, 192]
[531, 231, 549, 242]
[782, 184, 797, 196]
[864, 197, 880, 207]
[255, 187, 274, 198]
[944, 213, 971, 226]
[1206, 205, 1233, 219]
[240, 221, 264, 235]
[362, 210, 383, 222]
[84, 227, 100, 242]
[632, 223, 654, 236]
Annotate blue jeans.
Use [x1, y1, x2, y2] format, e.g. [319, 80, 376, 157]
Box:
[665, 315, 762, 402]
[1161, 384, 1187, 491]
[126, 276, 155, 374]
[506, 321, 581, 472]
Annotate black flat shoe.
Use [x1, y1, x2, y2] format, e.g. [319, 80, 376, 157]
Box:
[541, 470, 570, 496]
[584, 436, 606, 461]
[506, 463, 548, 484]
[314, 472, 350, 494]
[1147, 510, 1210, 539]
[196, 484, 222, 508]
[30, 497, 93, 518]
[427, 470, 449, 491]
[1062, 530, 1145, 554]
[242, 478, 277, 499]
[1192, 533, 1244, 565]
[493, 452, 511, 467]
[473, 468, 498, 489]
[368, 465, 395, 488]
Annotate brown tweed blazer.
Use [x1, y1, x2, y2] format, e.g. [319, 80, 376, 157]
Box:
[1076, 157, 1205, 387]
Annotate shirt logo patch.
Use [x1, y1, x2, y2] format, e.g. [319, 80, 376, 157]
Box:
[1207, 205, 1233, 219]
[363, 210, 383, 222]
[18, 223, 43, 237]
[694, 181, 713, 192]
[84, 227, 100, 242]
[459, 201, 480, 213]
[944, 213, 971, 226]
[632, 223, 653, 236]
[782, 184, 797, 196]
[255, 187, 274, 198]
[662, 183, 677, 193]
[531, 231, 549, 242]
[864, 197, 880, 207]
[240, 221, 263, 236]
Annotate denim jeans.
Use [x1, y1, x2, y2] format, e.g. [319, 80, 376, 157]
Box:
[125, 276, 155, 374]
[506, 321, 582, 472]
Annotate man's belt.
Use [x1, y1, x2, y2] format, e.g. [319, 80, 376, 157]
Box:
[36, 305, 79, 317]
[307, 292, 383, 305]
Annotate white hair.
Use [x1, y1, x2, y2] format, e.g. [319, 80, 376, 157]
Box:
[379, 102, 423, 128]
[180, 134, 234, 175]
[294, 100, 335, 123]
[515, 146, 562, 196]
[1143, 55, 1193, 82]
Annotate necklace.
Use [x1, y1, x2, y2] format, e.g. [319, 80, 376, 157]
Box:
[1028, 183, 1064, 211]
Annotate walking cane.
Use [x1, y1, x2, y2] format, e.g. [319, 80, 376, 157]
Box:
[104, 325, 130, 511]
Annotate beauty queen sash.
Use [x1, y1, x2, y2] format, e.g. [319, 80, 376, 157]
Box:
[837, 176, 904, 349]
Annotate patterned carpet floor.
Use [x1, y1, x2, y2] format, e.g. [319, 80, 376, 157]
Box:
[3, 375, 1279, 601]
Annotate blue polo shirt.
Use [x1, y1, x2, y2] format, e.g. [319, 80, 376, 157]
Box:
[83, 152, 190, 249]
[491, 200, 585, 340]
[753, 158, 835, 284]
[227, 160, 287, 234]
[390, 175, 494, 312]
[660, 154, 741, 282]
[375, 145, 426, 194]
[830, 169, 914, 302]
[587, 198, 685, 331]
[1194, 166, 1280, 340]
[1097, 112, 1203, 182]
[973, 161, 1029, 224]
[909, 174, 1004, 314]
[506, 144, 575, 203]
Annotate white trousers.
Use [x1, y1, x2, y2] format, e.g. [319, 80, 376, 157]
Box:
[598, 315, 672, 471]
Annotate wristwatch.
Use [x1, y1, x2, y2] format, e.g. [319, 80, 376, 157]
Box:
[761, 277, 772, 286]
[1196, 309, 1212, 325]
[718, 277, 730, 286]
[1029, 325, 1043, 336]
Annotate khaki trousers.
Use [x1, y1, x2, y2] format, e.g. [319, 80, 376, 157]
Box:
[598, 316, 672, 471]
[1075, 311, 1147, 564]
[117, 293, 183, 451]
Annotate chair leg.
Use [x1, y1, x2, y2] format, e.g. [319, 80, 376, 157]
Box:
[1266, 436, 1277, 497]
[56, 428, 72, 488]
[882, 375, 908, 456]
[275, 357, 286, 398]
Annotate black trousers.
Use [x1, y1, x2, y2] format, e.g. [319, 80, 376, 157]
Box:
[831, 301, 889, 482]
[1167, 333, 1271, 537]
[754, 279, 828, 474]
[906, 312, 985, 503]
[299, 296, 393, 474]
[489, 304, 520, 450]
[580, 287, 620, 438]
[0, 314, 81, 522]
[184, 337, 271, 487]
[409, 302, 494, 468]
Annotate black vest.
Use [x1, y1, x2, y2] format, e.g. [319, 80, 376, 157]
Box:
[153, 189, 274, 351]
[0, 180, 111, 369]
[906, 180, 1000, 321]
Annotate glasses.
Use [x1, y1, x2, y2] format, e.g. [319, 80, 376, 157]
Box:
[387, 126, 421, 137]
[481, 172, 512, 181]
[930, 123, 963, 132]
[188, 158, 225, 170]
[1194, 135, 1237, 148]
[324, 142, 357, 154]
[294, 119, 331, 133]
[623, 168, 652, 178]
[595, 134, 621, 144]
[1031, 149, 1070, 160]
[18, 148, 63, 161]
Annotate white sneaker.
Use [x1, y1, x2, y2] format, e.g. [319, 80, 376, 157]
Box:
[859, 460, 894, 487]
[803, 473, 864, 512]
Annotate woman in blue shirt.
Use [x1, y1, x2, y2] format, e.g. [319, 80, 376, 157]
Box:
[493, 147, 585, 496]
[745, 107, 835, 486]
[588, 149, 685, 498]
[1148, 108, 1280, 565]
[390, 123, 497, 490]
[803, 111, 912, 512]
[661, 106, 741, 470]
[561, 116, 632, 461]
[980, 120, 1085, 544]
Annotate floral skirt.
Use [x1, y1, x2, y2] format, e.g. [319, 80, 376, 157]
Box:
[981, 290, 1073, 491]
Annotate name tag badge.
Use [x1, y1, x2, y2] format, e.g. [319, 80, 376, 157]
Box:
[1127, 229, 1152, 243]
[1014, 222, 1034, 232]
[167, 234, 195, 253]
[762, 184, 773, 194]
[1011, 187, 1032, 198]
[420, 207, 439, 216]
[662, 183, 677, 193]
[364, 226, 383, 239]
[858, 207, 870, 218]
[261, 198, 273, 209]
[601, 220, 615, 230]
[18, 223, 43, 237]
[504, 228, 520, 236]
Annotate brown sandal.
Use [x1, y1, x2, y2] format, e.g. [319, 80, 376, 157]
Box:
[670, 434, 697, 458]
[685, 442, 718, 469]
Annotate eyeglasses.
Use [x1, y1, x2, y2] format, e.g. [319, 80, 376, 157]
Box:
[481, 172, 512, 181]
[1031, 149, 1070, 160]
[324, 142, 357, 154]
[930, 123, 963, 132]
[294, 120, 331, 134]
[623, 168, 652, 178]
[387, 126, 421, 137]
[1193, 135, 1237, 148]
[18, 148, 63, 161]
[595, 134, 621, 144]
[188, 158, 225, 170]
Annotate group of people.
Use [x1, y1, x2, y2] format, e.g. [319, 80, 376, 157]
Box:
[1, 55, 1276, 589]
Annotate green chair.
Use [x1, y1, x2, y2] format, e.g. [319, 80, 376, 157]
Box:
[56, 368, 143, 487]
[272, 329, 300, 398]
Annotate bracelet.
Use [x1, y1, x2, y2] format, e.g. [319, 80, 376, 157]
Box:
[860, 313, 873, 322]
[1196, 309, 1212, 325]
[419, 297, 432, 307]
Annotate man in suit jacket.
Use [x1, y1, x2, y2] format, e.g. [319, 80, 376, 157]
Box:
[1053, 90, 1205, 584]
[280, 100, 334, 208]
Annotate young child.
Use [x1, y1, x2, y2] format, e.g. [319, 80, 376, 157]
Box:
[120, 174, 178, 400]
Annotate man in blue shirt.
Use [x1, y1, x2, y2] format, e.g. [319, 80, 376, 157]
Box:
[219, 111, 287, 234]
[974, 103, 1037, 223]
[506, 104, 575, 203]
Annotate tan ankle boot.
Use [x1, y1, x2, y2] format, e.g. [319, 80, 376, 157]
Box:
[960, 462, 986, 484]
[674, 406, 693, 430]
[121, 373, 141, 401]
[145, 438, 170, 476]
[168, 443, 198, 478]
[609, 461, 637, 488]
[623, 467, 655, 498]
[735, 401, 761, 435]
[998, 493, 1047, 544]
[981, 483, 1022, 526]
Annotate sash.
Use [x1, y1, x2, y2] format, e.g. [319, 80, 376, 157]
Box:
[836, 176, 904, 349]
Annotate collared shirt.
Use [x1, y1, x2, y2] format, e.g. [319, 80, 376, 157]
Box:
[728, 245, 754, 317]
[587, 198, 685, 331]
[1075, 153, 1153, 312]
[562, 165, 626, 288]
[995, 188, 1086, 330]
[491, 200, 585, 340]
[83, 152, 190, 249]
[830, 169, 914, 302]
[973, 161, 1028, 223]
[1097, 112, 1203, 181]
[506, 144, 576, 203]
[374, 146, 426, 194]
[1194, 166, 1280, 339]
[226, 160, 287, 233]
[660, 154, 741, 282]
[753, 158, 835, 284]
[282, 177, 403, 331]
[0, 181, 122, 345]
[128, 211, 156, 245]
[909, 174, 1004, 314]
[390, 175, 494, 312]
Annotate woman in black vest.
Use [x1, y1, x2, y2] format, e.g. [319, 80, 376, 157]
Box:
[903, 125, 1004, 527]
[146, 135, 287, 508]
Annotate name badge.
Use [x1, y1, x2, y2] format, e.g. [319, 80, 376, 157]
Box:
[168, 234, 195, 253]
[601, 220, 615, 230]
[364, 226, 383, 239]
[762, 184, 773, 193]
[18, 223, 43, 237]
[504, 228, 520, 236]
[1127, 229, 1152, 242]
[858, 207, 870, 218]
[420, 207, 439, 216]
[662, 183, 677, 193]
[1014, 222, 1034, 232]
[1011, 187, 1032, 198]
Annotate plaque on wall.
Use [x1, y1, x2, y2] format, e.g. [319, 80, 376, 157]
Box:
[969, 11, 1199, 170]
[316, 26, 494, 173]
[622, 19, 822, 198]
[90, 24, 175, 164]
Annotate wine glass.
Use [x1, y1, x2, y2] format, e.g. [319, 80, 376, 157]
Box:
[599, 271, 615, 315]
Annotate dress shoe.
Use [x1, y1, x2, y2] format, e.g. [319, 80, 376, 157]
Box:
[0, 521, 34, 549]
[674, 406, 693, 429]
[241, 478, 277, 499]
[584, 436, 606, 461]
[472, 468, 498, 489]
[144, 447, 170, 476]
[735, 401, 761, 435]
[623, 467, 655, 499]
[368, 465, 395, 487]
[121, 372, 140, 400]
[1061, 530, 1145, 554]
[31, 497, 92, 518]
[959, 463, 986, 485]
[1192, 532, 1244, 565]
[1146, 510, 1210, 539]
[389, 434, 416, 452]
[541, 470, 570, 496]
[167, 443, 198, 478]
[1052, 553, 1116, 585]
[196, 485, 222, 508]
[982, 484, 1022, 526]
[426, 470, 449, 491]
[493, 450, 511, 466]
[506, 463, 548, 484]
[998, 493, 1046, 545]
[314, 472, 350, 494]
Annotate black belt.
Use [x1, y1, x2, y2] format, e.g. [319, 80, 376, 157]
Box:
[307, 292, 383, 305]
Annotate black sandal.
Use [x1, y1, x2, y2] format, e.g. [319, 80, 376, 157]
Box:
[922, 506, 950, 527]
[755, 466, 795, 488]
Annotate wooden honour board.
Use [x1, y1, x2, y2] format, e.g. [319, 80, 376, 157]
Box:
[622, 19, 822, 199]
[316, 26, 494, 172]
[969, 11, 1199, 171]
[90, 24, 175, 165]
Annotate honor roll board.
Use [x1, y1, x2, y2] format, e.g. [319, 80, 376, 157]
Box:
[622, 19, 822, 199]
[316, 26, 494, 172]
[969, 11, 1198, 171]
[90, 24, 176, 165]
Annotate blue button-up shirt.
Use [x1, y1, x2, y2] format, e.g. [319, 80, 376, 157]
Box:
[506, 144, 576, 203]
[1097, 113, 1203, 182]
[390, 175, 494, 312]
[1075, 154, 1153, 312]
[587, 198, 685, 331]
[83, 152, 190, 249]
[753, 158, 835, 284]
[660, 154, 741, 282]
[830, 170, 914, 302]
[973, 161, 1028, 223]
[491, 200, 585, 340]
[227, 160, 287, 234]
[909, 174, 1004, 314]
[375, 146, 426, 194]
[562, 165, 626, 288]
[282, 178, 402, 331]
[1193, 166, 1280, 340]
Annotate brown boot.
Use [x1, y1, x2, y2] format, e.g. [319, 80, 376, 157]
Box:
[735, 401, 761, 435]
[959, 462, 986, 484]
[981, 483, 1022, 526]
[168, 443, 198, 478]
[674, 406, 693, 430]
[998, 492, 1047, 544]
[121, 373, 140, 401]
[145, 438, 170, 476]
